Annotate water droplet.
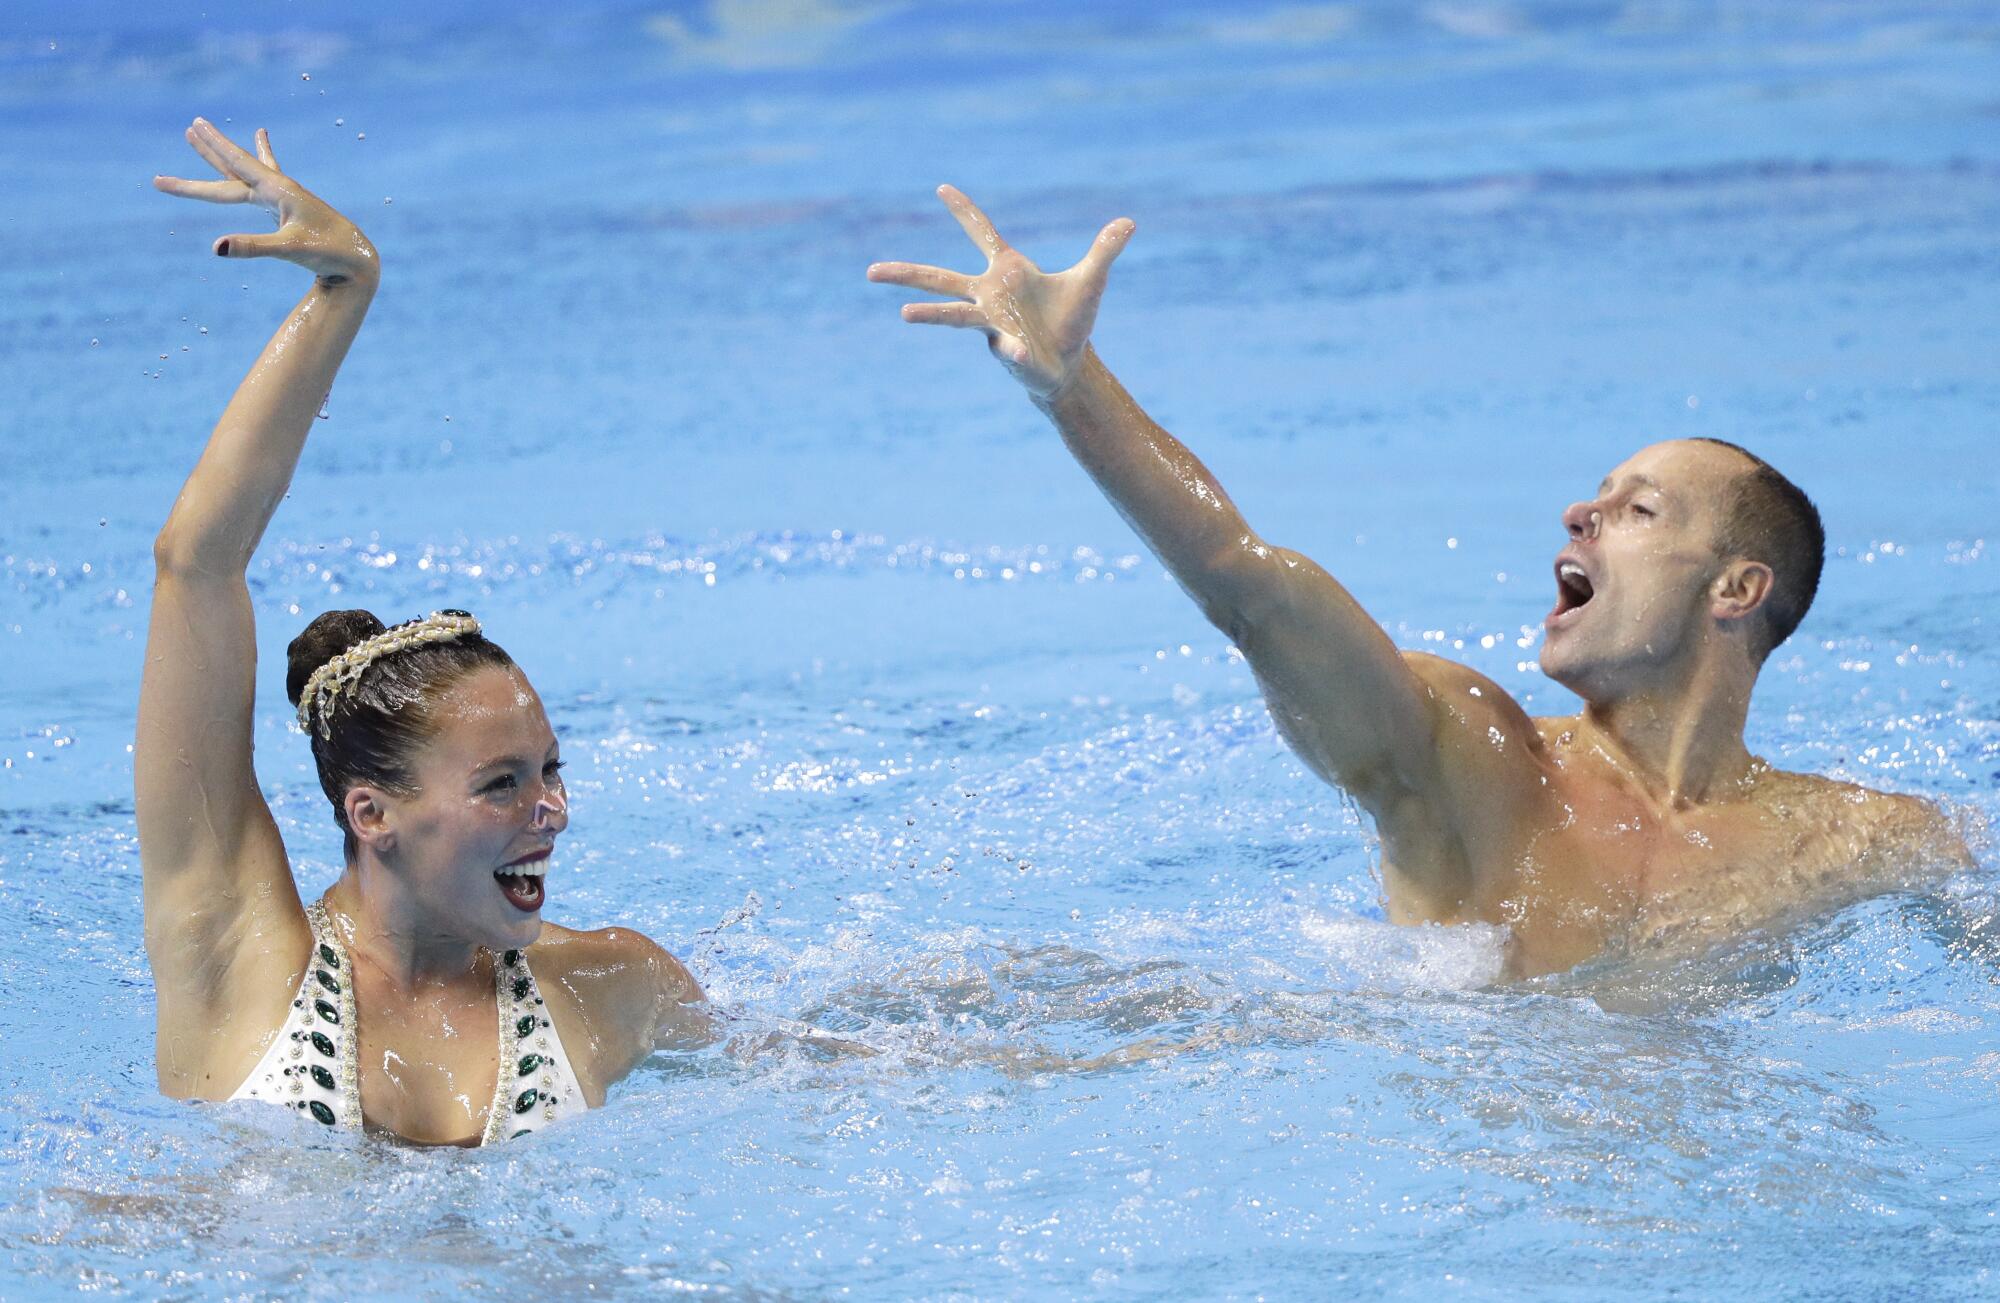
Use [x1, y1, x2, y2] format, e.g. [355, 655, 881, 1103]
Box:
[335, 118, 345, 126]
[89, 338, 98, 347]
[300, 72, 312, 81]
[356, 132, 367, 141]
[382, 197, 393, 205]
[199, 326, 208, 335]
[1685, 394, 1700, 409]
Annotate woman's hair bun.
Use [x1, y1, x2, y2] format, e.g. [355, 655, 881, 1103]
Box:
[286, 609, 387, 707]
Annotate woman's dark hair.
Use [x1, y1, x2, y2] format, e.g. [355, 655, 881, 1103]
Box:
[285, 609, 516, 860]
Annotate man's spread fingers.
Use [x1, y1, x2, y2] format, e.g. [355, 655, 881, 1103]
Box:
[937, 185, 1006, 257]
[869, 262, 972, 299]
[902, 302, 987, 331]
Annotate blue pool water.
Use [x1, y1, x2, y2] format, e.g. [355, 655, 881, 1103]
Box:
[3, 1, 1998, 1296]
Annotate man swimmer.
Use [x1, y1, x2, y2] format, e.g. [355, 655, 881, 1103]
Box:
[870, 187, 1972, 978]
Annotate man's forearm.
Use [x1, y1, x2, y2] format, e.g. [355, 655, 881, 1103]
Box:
[1034, 345, 1266, 621]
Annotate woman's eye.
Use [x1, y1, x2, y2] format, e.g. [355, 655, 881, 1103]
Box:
[1633, 504, 1656, 519]
[544, 760, 566, 776]
[485, 775, 518, 794]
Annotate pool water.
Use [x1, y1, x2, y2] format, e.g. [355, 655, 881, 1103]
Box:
[3, 1, 1998, 1297]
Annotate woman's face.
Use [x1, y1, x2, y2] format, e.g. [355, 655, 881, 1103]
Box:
[385, 665, 567, 950]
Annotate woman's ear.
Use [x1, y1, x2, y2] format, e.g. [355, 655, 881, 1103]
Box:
[344, 786, 396, 855]
[1711, 559, 1774, 624]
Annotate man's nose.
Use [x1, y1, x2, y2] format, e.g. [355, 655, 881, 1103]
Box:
[1563, 500, 1601, 541]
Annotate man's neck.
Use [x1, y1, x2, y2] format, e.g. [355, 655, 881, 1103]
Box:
[1577, 658, 1759, 809]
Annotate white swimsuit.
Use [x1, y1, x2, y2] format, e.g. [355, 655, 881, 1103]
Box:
[229, 902, 587, 1144]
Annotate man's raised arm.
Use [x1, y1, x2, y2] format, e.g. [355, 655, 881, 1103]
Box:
[868, 188, 1460, 820]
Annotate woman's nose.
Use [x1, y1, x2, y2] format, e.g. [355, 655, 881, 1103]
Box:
[531, 782, 568, 832]
[1563, 500, 1601, 541]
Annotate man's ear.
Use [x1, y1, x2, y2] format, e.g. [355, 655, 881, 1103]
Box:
[344, 786, 396, 855]
[1712, 559, 1774, 624]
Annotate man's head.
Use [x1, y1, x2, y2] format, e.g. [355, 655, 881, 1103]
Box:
[1538, 438, 1824, 701]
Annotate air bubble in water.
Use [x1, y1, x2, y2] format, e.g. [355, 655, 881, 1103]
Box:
[356, 132, 367, 141]
[335, 118, 345, 126]
[301, 72, 311, 81]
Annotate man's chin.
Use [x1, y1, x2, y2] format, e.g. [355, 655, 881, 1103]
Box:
[1538, 645, 1599, 699]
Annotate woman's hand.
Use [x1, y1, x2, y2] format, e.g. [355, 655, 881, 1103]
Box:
[868, 185, 1133, 401]
[154, 118, 378, 288]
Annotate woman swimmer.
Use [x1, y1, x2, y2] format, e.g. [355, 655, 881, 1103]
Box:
[138, 120, 707, 1145]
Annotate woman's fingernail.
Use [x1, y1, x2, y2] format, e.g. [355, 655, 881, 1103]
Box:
[215, 239, 230, 257]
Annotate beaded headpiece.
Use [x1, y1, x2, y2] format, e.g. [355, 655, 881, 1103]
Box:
[296, 609, 482, 738]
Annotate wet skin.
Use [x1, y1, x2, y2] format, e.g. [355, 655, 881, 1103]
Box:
[873, 193, 1972, 978]
[137, 121, 703, 1138]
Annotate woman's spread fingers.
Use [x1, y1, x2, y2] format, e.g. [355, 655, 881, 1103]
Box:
[936, 185, 1006, 257]
[193, 118, 275, 183]
[867, 261, 972, 298]
[254, 128, 279, 171]
[153, 175, 249, 203]
[902, 301, 988, 331]
[185, 123, 242, 181]
[211, 230, 284, 259]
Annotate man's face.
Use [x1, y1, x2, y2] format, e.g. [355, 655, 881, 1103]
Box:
[1538, 440, 1750, 700]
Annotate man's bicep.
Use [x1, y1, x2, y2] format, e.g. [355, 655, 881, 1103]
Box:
[1231, 547, 1443, 809]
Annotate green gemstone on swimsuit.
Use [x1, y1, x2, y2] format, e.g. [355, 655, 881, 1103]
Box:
[311, 1065, 336, 1091]
[511, 977, 531, 1001]
[511, 1129, 530, 1140]
[516, 1015, 536, 1037]
[513, 1089, 539, 1114]
[310, 1031, 335, 1058]
[518, 1054, 543, 1076]
[318, 943, 339, 969]
[503, 950, 520, 966]
[315, 970, 340, 995]
[309, 1100, 336, 1126]
[315, 999, 339, 1025]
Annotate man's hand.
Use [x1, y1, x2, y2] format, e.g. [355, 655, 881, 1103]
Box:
[155, 118, 379, 288]
[868, 185, 1134, 400]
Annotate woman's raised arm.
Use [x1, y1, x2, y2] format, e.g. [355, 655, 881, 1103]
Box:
[137, 119, 378, 1095]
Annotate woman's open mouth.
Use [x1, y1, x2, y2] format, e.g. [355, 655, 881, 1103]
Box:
[496, 850, 549, 913]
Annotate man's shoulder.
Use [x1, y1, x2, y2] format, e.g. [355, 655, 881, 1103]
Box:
[1756, 769, 1970, 865]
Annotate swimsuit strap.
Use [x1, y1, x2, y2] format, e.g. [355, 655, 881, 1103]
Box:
[228, 902, 360, 1128]
[479, 945, 584, 1144]
[302, 902, 364, 1125]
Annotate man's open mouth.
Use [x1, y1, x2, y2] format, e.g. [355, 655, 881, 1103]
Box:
[1550, 558, 1596, 623]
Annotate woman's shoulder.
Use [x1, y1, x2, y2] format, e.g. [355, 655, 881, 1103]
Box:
[527, 921, 704, 1007]
[523, 921, 706, 1095]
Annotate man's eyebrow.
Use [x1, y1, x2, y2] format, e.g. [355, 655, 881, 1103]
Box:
[1600, 473, 1664, 496]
